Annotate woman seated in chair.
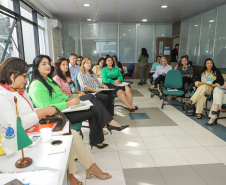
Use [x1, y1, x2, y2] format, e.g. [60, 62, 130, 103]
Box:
[149, 56, 172, 96]
[177, 55, 194, 93]
[52, 58, 85, 97]
[92, 57, 104, 83]
[101, 56, 138, 112]
[0, 57, 112, 185]
[78, 58, 114, 116]
[113, 55, 123, 73]
[186, 58, 224, 119]
[29, 55, 129, 149]
[206, 85, 226, 126]
[150, 56, 161, 72]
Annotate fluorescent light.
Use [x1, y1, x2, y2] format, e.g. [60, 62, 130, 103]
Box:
[161, 5, 168, 8]
[84, 4, 90, 7]
[209, 20, 214, 22]
[128, 30, 131, 32]
[87, 19, 91, 21]
[194, 25, 198, 27]
[123, 34, 126, 36]
[142, 19, 147, 22]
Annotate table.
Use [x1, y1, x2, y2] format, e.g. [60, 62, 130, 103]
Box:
[0, 135, 73, 185]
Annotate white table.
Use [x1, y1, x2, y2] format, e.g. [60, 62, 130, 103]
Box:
[0, 135, 73, 185]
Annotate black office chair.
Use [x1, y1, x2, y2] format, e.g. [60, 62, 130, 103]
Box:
[123, 64, 134, 84]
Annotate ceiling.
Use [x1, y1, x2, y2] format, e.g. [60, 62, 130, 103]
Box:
[36, 0, 226, 23]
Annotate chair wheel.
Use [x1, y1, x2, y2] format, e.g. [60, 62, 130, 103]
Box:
[151, 93, 154, 98]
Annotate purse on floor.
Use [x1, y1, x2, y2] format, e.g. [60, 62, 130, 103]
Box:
[185, 103, 195, 116]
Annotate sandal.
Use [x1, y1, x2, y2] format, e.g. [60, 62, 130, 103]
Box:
[186, 100, 193, 105]
[196, 114, 202, 119]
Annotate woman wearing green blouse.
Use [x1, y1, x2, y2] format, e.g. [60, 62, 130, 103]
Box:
[101, 56, 138, 112]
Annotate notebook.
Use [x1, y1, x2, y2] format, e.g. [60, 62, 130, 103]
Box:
[26, 123, 56, 135]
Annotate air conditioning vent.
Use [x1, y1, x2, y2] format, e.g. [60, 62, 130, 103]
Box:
[52, 19, 62, 29]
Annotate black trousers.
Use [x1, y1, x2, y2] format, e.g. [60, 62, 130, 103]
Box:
[154, 75, 166, 86]
[65, 94, 113, 145]
[95, 91, 115, 116]
[139, 65, 149, 84]
[182, 76, 194, 92]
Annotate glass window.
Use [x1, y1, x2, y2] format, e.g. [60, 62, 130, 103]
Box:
[81, 23, 99, 63]
[155, 24, 172, 37]
[62, 23, 81, 58]
[38, 28, 45, 54]
[119, 24, 136, 63]
[137, 24, 155, 63]
[0, 13, 19, 61]
[213, 4, 226, 68]
[100, 23, 118, 57]
[22, 20, 36, 64]
[37, 14, 44, 27]
[199, 9, 217, 65]
[20, 2, 33, 21]
[0, 0, 13, 11]
[187, 15, 201, 65]
[179, 19, 189, 58]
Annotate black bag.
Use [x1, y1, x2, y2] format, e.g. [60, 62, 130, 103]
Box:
[185, 103, 195, 116]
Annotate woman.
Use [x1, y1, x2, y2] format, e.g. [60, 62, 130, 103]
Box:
[78, 58, 115, 116]
[150, 56, 161, 72]
[186, 58, 224, 119]
[112, 55, 123, 73]
[76, 56, 83, 67]
[92, 57, 104, 83]
[52, 58, 85, 97]
[29, 55, 129, 148]
[149, 57, 172, 95]
[177, 55, 194, 93]
[101, 56, 138, 112]
[138, 48, 149, 85]
[206, 86, 226, 126]
[0, 57, 112, 185]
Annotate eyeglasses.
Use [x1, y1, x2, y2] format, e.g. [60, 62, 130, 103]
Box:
[77, 60, 82, 61]
[22, 73, 29, 79]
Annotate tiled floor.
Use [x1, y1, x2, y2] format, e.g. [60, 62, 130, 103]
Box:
[74, 80, 226, 185]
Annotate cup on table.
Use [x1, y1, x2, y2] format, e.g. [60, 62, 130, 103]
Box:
[40, 128, 51, 143]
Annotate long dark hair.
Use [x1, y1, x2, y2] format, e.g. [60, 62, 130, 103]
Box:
[95, 57, 105, 66]
[202, 58, 217, 73]
[53, 57, 71, 82]
[103, 56, 115, 68]
[0, 57, 29, 84]
[31, 55, 58, 96]
[112, 55, 119, 66]
[141, 48, 149, 58]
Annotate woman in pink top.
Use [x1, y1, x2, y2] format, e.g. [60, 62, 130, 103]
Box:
[53, 58, 85, 97]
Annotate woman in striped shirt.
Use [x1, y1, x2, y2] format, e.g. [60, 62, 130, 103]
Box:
[186, 58, 224, 119]
[78, 58, 115, 116]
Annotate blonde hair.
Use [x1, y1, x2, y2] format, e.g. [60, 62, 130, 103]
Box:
[80, 58, 94, 74]
[160, 56, 168, 65]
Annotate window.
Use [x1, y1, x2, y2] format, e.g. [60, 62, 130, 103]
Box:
[20, 2, 32, 21]
[0, 0, 13, 11]
[38, 28, 45, 54]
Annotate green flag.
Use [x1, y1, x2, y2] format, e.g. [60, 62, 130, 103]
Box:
[17, 117, 32, 150]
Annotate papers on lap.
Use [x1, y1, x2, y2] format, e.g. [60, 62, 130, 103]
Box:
[115, 82, 130, 87]
[61, 100, 93, 113]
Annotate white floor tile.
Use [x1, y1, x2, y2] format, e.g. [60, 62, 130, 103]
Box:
[115, 137, 147, 151]
[113, 127, 140, 138]
[118, 150, 156, 169]
[85, 169, 126, 185]
[167, 135, 201, 148]
[206, 146, 226, 163]
[141, 136, 175, 149]
[192, 134, 226, 147]
[178, 147, 220, 165]
[159, 126, 187, 136]
[180, 125, 211, 135]
[136, 127, 164, 136]
[89, 138, 118, 153]
[92, 152, 122, 170]
[148, 148, 189, 167]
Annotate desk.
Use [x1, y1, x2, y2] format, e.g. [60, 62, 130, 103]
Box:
[0, 135, 73, 185]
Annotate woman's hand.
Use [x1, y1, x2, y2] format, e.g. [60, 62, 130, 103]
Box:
[95, 89, 102, 93]
[67, 97, 80, 107]
[79, 91, 86, 96]
[198, 83, 201, 87]
[45, 107, 57, 116]
[223, 84, 226, 88]
[103, 85, 108, 89]
[114, 79, 120, 85]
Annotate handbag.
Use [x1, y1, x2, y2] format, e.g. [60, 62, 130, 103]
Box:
[185, 103, 195, 116]
[40, 107, 71, 133]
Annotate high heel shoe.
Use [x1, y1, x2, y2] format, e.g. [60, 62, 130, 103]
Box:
[91, 143, 108, 149]
[205, 119, 217, 126]
[129, 106, 138, 112]
[107, 124, 129, 134]
[86, 169, 112, 180]
[212, 110, 220, 118]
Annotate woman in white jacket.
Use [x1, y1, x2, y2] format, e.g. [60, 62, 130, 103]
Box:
[0, 57, 111, 185]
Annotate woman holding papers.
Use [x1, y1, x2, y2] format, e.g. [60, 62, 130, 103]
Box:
[78, 58, 114, 116]
[186, 58, 224, 119]
[177, 55, 194, 93]
[206, 85, 226, 126]
[0, 57, 112, 185]
[29, 55, 129, 149]
[101, 56, 138, 112]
